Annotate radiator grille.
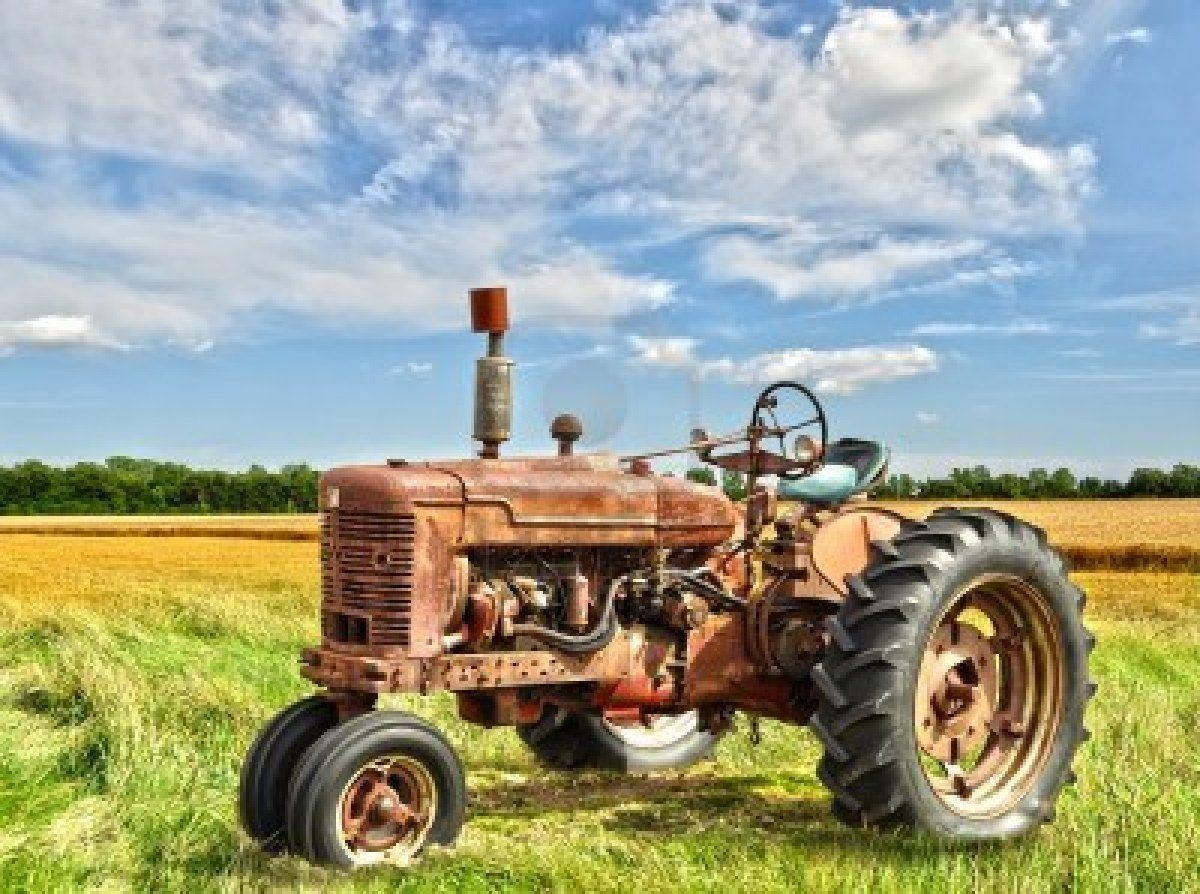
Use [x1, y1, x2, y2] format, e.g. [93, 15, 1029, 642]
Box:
[321, 510, 416, 647]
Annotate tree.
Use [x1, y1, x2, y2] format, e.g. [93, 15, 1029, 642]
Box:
[1168, 464, 1200, 498]
[1047, 468, 1077, 499]
[995, 473, 1025, 499]
[722, 470, 748, 502]
[1128, 467, 1169, 496]
[686, 467, 718, 487]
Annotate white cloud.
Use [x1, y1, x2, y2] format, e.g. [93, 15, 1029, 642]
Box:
[1061, 347, 1102, 358]
[399, 4, 1091, 230]
[1089, 291, 1194, 312]
[0, 186, 672, 348]
[627, 335, 700, 370]
[0, 2, 1100, 350]
[1105, 27, 1151, 47]
[1087, 292, 1200, 347]
[0, 0, 361, 169]
[911, 319, 1064, 336]
[389, 361, 434, 376]
[916, 410, 940, 425]
[629, 335, 939, 394]
[706, 234, 988, 300]
[0, 315, 128, 355]
[1140, 309, 1200, 346]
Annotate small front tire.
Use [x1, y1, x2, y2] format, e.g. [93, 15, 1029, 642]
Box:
[239, 695, 339, 854]
[285, 711, 466, 869]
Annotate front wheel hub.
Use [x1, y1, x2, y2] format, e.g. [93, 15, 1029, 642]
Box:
[339, 756, 436, 865]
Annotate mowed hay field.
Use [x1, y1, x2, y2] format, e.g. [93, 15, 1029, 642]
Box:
[0, 503, 1197, 892]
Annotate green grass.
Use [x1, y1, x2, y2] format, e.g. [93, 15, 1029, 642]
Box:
[0, 536, 1197, 892]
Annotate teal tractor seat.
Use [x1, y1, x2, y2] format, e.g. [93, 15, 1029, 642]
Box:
[777, 438, 890, 505]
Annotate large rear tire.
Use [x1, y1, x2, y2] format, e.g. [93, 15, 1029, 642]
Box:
[518, 707, 718, 772]
[809, 507, 1095, 840]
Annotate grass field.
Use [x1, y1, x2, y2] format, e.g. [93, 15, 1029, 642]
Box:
[0, 507, 1198, 892]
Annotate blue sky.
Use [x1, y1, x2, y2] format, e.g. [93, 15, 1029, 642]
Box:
[0, 0, 1195, 476]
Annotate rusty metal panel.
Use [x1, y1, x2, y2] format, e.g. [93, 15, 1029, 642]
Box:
[434, 647, 624, 690]
[809, 506, 906, 595]
[302, 636, 634, 694]
[319, 468, 460, 659]
[322, 456, 736, 551]
[655, 475, 739, 548]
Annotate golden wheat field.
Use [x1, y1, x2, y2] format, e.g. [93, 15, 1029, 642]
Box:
[3, 498, 1198, 547]
[887, 499, 1200, 549]
[0, 503, 1198, 892]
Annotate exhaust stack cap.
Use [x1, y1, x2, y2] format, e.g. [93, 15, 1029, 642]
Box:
[470, 286, 509, 334]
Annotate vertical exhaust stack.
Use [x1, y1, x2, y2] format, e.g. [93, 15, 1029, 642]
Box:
[470, 286, 513, 459]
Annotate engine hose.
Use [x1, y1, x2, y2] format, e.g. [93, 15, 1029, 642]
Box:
[509, 577, 623, 654]
[666, 569, 747, 609]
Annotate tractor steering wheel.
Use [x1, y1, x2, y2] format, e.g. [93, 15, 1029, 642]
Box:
[749, 382, 828, 481]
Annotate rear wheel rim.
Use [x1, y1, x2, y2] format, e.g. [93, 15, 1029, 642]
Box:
[914, 574, 1064, 818]
[338, 754, 437, 866]
[601, 711, 701, 749]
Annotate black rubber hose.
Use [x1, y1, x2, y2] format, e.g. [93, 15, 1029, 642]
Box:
[509, 577, 623, 654]
[666, 569, 747, 609]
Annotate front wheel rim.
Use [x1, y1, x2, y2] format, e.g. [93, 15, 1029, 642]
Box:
[914, 574, 1065, 819]
[337, 754, 437, 866]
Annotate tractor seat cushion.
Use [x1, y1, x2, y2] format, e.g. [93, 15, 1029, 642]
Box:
[777, 438, 889, 505]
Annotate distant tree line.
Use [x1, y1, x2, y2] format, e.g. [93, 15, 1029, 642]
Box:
[873, 464, 1200, 500]
[0, 458, 1195, 515]
[0, 457, 319, 515]
[686, 464, 1200, 501]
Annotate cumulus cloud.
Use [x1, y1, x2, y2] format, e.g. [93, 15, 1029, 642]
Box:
[0, 315, 128, 355]
[626, 335, 700, 370]
[0, 0, 359, 168]
[0, 1, 1100, 351]
[628, 335, 938, 394]
[706, 234, 989, 300]
[0, 187, 672, 348]
[392, 4, 1090, 230]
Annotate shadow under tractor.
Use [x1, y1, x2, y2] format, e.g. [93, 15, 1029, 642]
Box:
[239, 287, 1095, 869]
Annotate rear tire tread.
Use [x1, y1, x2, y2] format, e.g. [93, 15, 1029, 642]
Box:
[810, 506, 1093, 840]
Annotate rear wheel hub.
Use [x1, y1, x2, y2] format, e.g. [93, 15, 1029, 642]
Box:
[914, 575, 1064, 817]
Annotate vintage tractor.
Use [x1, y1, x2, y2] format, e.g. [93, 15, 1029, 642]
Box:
[238, 287, 1094, 869]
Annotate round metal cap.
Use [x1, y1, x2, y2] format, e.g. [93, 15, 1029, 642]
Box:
[550, 414, 583, 442]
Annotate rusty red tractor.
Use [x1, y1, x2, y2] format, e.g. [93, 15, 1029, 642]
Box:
[239, 287, 1094, 869]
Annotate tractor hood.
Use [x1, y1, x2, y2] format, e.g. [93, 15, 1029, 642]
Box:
[319, 454, 737, 550]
